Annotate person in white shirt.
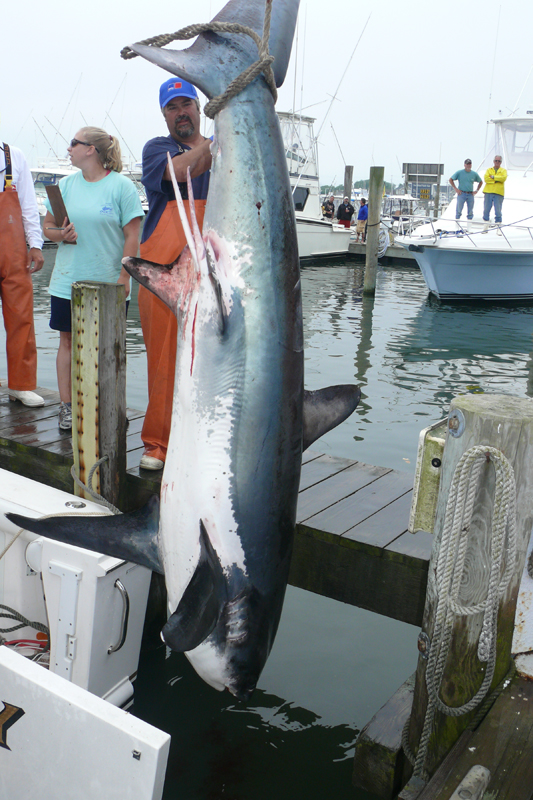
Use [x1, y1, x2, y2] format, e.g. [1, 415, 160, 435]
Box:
[0, 142, 44, 406]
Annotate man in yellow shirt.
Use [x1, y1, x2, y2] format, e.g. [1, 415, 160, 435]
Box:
[482, 155, 507, 226]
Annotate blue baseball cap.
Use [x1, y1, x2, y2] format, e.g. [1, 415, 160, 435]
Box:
[159, 77, 198, 108]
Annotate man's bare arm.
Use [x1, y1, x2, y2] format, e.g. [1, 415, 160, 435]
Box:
[163, 138, 212, 182]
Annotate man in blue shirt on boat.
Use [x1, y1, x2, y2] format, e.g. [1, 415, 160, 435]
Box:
[448, 159, 483, 221]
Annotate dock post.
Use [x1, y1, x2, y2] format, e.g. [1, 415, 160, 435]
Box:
[71, 281, 128, 510]
[343, 165, 354, 202]
[434, 168, 441, 220]
[400, 394, 533, 795]
[363, 166, 384, 295]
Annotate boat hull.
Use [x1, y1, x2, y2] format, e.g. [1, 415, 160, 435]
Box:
[296, 215, 352, 260]
[401, 241, 533, 300]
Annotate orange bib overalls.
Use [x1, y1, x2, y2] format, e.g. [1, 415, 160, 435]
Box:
[0, 144, 38, 391]
[138, 198, 206, 462]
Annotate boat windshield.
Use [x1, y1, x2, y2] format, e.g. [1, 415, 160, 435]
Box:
[481, 118, 533, 172]
[501, 120, 533, 169]
[278, 112, 319, 179]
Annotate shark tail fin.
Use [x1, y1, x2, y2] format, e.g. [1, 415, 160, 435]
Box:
[5, 495, 162, 574]
[303, 385, 361, 451]
[126, 0, 301, 99]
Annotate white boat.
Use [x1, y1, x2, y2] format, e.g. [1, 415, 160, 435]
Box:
[396, 116, 533, 300]
[0, 469, 169, 799]
[382, 194, 425, 235]
[278, 112, 352, 261]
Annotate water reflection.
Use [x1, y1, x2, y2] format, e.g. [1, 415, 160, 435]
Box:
[301, 263, 533, 471]
[134, 644, 365, 800]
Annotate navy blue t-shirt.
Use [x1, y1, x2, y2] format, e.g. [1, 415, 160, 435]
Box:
[141, 135, 210, 243]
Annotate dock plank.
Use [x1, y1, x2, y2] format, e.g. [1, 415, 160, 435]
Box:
[416, 674, 533, 800]
[344, 491, 412, 548]
[297, 460, 391, 523]
[303, 470, 413, 535]
[298, 453, 356, 491]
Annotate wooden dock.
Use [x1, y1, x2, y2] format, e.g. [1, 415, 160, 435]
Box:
[0, 384, 429, 627]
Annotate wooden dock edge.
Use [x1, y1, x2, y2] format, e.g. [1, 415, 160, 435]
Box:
[352, 673, 415, 799]
[289, 523, 429, 627]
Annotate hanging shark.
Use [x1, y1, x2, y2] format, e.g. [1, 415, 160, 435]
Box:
[7, 0, 360, 700]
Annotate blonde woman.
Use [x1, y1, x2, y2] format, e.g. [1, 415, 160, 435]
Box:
[43, 127, 144, 430]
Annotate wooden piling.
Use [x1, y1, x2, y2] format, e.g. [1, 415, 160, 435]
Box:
[401, 394, 533, 793]
[434, 166, 441, 220]
[364, 166, 384, 295]
[71, 281, 128, 509]
[343, 165, 354, 203]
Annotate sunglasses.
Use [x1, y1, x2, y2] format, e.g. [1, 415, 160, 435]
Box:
[70, 138, 99, 153]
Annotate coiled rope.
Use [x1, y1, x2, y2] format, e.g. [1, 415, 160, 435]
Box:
[402, 445, 517, 781]
[120, 0, 276, 118]
[0, 603, 49, 649]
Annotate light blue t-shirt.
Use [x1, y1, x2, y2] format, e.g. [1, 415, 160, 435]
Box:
[46, 170, 143, 300]
[450, 168, 482, 192]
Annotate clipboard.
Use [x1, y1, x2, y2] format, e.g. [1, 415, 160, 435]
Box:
[45, 185, 76, 245]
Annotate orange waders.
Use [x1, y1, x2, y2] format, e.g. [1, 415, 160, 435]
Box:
[0, 188, 38, 391]
[138, 198, 206, 463]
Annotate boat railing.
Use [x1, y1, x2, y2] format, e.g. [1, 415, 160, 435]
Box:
[381, 214, 432, 237]
[397, 213, 533, 249]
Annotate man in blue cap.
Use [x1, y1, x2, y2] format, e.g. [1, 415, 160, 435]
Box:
[138, 77, 212, 470]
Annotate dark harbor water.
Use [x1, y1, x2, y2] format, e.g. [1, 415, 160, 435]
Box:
[8, 250, 533, 799]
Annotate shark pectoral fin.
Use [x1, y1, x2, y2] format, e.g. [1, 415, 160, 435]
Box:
[303, 385, 362, 451]
[161, 520, 226, 652]
[122, 255, 188, 315]
[5, 495, 163, 574]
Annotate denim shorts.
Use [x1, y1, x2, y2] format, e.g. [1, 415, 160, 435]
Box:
[50, 295, 129, 333]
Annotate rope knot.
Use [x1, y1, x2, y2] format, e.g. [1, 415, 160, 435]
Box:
[120, 1, 277, 118]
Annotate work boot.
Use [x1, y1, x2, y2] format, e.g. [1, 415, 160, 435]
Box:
[8, 389, 44, 407]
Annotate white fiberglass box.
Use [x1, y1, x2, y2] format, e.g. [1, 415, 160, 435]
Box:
[0, 468, 152, 705]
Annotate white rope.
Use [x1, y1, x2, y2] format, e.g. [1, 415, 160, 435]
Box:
[406, 445, 517, 780]
[70, 457, 122, 515]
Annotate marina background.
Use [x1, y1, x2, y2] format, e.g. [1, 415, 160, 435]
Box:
[4, 0, 533, 190]
[2, 249, 532, 797]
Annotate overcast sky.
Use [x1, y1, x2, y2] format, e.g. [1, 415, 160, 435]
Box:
[3, 0, 533, 187]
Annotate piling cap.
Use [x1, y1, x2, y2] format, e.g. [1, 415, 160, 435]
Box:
[159, 77, 198, 108]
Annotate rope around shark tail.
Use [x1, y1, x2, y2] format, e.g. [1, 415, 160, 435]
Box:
[70, 457, 122, 515]
[120, 0, 277, 117]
